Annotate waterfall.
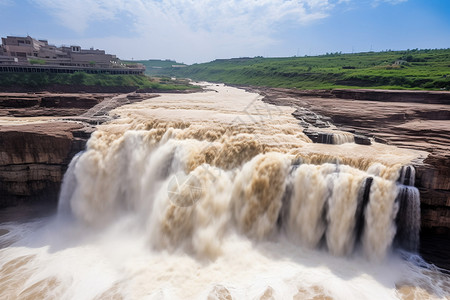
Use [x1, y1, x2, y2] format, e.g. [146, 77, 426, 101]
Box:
[304, 131, 355, 145]
[53, 86, 422, 260]
[398, 165, 416, 186]
[395, 165, 421, 252]
[57, 151, 83, 220]
[57, 130, 417, 261]
[354, 177, 373, 244]
[333, 132, 355, 145]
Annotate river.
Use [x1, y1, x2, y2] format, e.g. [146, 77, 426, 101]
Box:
[0, 83, 448, 299]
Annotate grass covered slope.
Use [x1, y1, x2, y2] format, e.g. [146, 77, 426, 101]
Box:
[123, 60, 187, 76]
[165, 49, 450, 90]
[0, 72, 197, 91]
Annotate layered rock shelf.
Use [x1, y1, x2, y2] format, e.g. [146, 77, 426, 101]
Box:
[0, 122, 88, 207]
[0, 92, 155, 208]
[332, 89, 450, 105]
[0, 93, 111, 117]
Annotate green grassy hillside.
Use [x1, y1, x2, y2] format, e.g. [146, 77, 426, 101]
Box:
[0, 72, 196, 91]
[156, 49, 450, 90]
[123, 60, 187, 76]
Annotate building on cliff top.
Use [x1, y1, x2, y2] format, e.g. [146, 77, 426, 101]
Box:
[0, 35, 144, 75]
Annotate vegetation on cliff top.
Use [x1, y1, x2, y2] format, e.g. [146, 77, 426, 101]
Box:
[146, 49, 450, 90]
[123, 59, 187, 76]
[0, 72, 198, 91]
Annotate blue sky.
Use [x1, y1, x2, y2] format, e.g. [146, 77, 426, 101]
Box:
[0, 0, 449, 64]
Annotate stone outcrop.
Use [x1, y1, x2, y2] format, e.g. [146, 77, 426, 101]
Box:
[0, 84, 138, 94]
[0, 122, 90, 207]
[0, 93, 112, 117]
[0, 92, 154, 207]
[332, 89, 450, 105]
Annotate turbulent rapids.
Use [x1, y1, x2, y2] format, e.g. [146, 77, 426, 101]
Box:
[0, 84, 448, 299]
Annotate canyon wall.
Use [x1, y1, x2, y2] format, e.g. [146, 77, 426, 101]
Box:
[0, 122, 89, 207]
[0, 92, 152, 207]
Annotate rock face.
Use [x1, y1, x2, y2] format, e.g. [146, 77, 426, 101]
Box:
[332, 89, 450, 105]
[257, 88, 450, 234]
[0, 93, 111, 117]
[0, 92, 156, 208]
[0, 122, 89, 207]
[0, 84, 138, 94]
[416, 156, 450, 233]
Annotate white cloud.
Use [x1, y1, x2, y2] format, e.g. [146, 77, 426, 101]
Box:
[33, 0, 409, 63]
[372, 0, 408, 7]
[33, 0, 339, 35]
[32, 0, 123, 33]
[32, 0, 349, 62]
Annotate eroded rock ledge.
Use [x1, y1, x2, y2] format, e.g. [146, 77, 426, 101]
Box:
[0, 92, 155, 208]
[0, 122, 87, 207]
[0, 93, 111, 117]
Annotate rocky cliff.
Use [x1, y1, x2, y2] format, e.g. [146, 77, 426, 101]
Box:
[0, 122, 89, 207]
[0, 92, 153, 208]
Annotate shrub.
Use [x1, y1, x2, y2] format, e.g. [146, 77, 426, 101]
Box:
[29, 59, 46, 65]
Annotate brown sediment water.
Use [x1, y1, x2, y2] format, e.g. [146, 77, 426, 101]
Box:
[0, 83, 447, 299]
[0, 116, 58, 125]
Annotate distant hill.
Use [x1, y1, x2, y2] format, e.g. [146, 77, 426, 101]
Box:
[148, 49, 450, 90]
[123, 59, 187, 76]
